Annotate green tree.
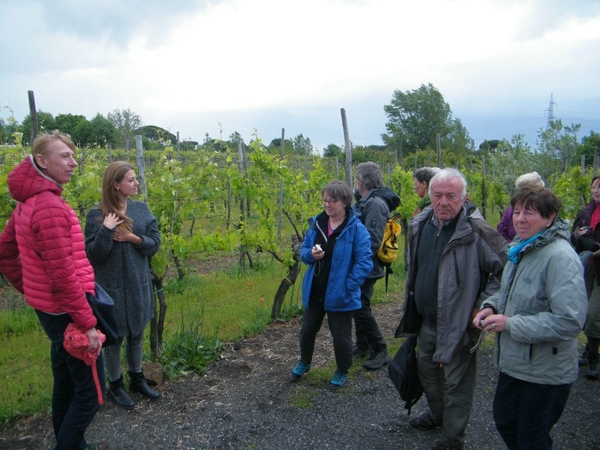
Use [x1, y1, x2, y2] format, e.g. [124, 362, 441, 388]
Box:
[382, 83, 453, 153]
[229, 132, 243, 145]
[54, 113, 88, 137]
[268, 138, 293, 154]
[20, 110, 56, 144]
[0, 117, 10, 145]
[323, 143, 342, 158]
[485, 135, 535, 197]
[535, 120, 581, 185]
[479, 139, 500, 152]
[292, 134, 313, 156]
[136, 125, 177, 147]
[446, 118, 475, 154]
[0, 106, 20, 145]
[107, 108, 143, 152]
[74, 113, 118, 148]
[578, 131, 600, 170]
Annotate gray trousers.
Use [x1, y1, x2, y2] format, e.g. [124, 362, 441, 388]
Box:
[417, 325, 477, 448]
[104, 332, 144, 382]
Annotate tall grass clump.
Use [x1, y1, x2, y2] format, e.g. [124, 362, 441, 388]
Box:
[159, 307, 222, 380]
[0, 307, 53, 426]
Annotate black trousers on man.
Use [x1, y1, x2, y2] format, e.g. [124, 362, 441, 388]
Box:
[354, 278, 387, 353]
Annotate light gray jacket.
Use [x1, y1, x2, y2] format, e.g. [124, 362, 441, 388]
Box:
[482, 218, 587, 385]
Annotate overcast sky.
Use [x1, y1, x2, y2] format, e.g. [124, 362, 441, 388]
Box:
[1, 0, 599, 152]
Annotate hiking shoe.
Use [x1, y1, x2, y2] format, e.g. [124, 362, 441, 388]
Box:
[327, 370, 348, 389]
[291, 361, 311, 380]
[352, 344, 371, 358]
[409, 410, 442, 431]
[585, 360, 599, 380]
[362, 348, 390, 370]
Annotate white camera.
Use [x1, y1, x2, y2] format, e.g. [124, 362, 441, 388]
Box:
[314, 244, 322, 252]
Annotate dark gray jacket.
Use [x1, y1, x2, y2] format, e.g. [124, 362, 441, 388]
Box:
[84, 200, 161, 337]
[355, 187, 400, 279]
[396, 202, 507, 363]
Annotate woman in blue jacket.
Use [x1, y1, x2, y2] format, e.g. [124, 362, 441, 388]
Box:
[290, 180, 373, 389]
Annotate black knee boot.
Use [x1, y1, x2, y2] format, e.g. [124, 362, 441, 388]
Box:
[585, 338, 600, 380]
[129, 370, 161, 400]
[108, 375, 135, 409]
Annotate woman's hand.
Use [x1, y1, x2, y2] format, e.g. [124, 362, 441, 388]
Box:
[473, 308, 506, 332]
[112, 227, 139, 244]
[578, 226, 591, 236]
[103, 213, 123, 230]
[85, 328, 103, 356]
[312, 245, 325, 260]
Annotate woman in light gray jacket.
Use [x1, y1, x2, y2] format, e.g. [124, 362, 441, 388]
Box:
[474, 187, 587, 450]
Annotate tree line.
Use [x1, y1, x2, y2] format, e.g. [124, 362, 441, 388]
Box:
[2, 83, 599, 181]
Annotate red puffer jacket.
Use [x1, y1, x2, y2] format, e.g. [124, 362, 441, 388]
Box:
[0, 156, 96, 330]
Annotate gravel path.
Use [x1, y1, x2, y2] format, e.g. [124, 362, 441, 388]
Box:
[1, 301, 599, 450]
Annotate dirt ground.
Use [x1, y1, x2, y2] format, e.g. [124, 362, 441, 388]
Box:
[1, 296, 600, 450]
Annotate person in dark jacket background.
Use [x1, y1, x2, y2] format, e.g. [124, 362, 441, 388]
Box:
[396, 168, 507, 450]
[571, 174, 600, 380]
[0, 131, 105, 450]
[413, 167, 439, 215]
[353, 162, 400, 370]
[290, 180, 373, 389]
[85, 161, 161, 409]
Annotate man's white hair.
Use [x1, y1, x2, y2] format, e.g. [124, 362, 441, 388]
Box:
[429, 168, 468, 200]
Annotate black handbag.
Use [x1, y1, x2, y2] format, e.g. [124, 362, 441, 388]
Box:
[388, 336, 423, 415]
[86, 282, 119, 346]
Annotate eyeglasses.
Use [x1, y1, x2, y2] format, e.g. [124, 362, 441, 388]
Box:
[322, 198, 339, 206]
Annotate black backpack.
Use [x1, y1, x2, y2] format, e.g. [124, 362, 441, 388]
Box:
[388, 336, 423, 415]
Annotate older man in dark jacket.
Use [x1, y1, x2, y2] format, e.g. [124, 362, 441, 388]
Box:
[395, 168, 507, 450]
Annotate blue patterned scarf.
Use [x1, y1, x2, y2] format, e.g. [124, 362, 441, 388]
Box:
[507, 230, 546, 265]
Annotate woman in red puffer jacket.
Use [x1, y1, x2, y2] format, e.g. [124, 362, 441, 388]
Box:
[0, 130, 106, 450]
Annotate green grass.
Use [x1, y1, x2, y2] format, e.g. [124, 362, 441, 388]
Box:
[0, 308, 53, 425]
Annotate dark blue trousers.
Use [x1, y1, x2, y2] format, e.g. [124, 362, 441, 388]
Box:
[493, 372, 571, 450]
[36, 310, 104, 450]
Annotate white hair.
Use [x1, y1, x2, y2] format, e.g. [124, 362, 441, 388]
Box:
[515, 172, 545, 189]
[429, 168, 468, 200]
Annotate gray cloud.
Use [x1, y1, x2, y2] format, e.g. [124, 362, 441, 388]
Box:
[5, 0, 210, 46]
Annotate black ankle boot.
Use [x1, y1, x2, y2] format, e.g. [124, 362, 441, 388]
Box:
[108, 375, 135, 409]
[129, 370, 161, 400]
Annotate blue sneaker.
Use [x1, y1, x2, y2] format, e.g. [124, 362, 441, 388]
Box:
[291, 361, 311, 379]
[328, 370, 348, 389]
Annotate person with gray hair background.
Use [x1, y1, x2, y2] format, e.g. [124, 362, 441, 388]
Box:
[497, 171, 545, 242]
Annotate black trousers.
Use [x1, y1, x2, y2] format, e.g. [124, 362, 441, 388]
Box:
[299, 299, 354, 373]
[353, 278, 387, 352]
